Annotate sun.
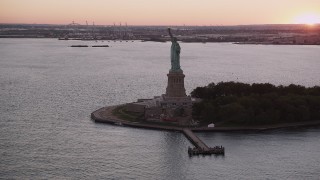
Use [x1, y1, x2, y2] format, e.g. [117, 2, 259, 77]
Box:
[294, 13, 320, 25]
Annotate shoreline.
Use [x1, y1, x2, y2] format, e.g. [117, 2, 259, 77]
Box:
[91, 105, 320, 132]
[1, 37, 319, 46]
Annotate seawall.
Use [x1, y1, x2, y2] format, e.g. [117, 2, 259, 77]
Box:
[91, 105, 320, 132]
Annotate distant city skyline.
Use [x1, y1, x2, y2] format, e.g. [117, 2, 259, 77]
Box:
[1, 0, 320, 26]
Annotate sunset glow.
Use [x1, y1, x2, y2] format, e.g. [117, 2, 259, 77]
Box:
[294, 13, 320, 25]
[1, 0, 320, 25]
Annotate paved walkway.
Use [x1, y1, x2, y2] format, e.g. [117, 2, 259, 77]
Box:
[182, 128, 209, 151]
[91, 105, 320, 156]
[92, 105, 320, 132]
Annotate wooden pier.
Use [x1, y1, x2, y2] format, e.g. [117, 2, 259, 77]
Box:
[182, 128, 224, 156]
[183, 129, 210, 150]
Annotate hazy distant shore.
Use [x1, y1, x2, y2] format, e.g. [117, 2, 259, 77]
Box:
[1, 23, 320, 45]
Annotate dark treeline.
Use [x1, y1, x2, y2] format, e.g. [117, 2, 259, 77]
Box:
[191, 82, 320, 126]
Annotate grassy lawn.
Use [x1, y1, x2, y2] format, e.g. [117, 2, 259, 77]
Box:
[112, 105, 143, 122]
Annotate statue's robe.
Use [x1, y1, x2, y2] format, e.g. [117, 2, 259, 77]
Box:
[170, 41, 181, 71]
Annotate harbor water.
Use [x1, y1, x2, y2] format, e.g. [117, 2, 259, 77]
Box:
[1, 39, 320, 179]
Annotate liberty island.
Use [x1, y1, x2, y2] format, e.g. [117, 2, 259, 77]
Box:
[91, 28, 225, 155]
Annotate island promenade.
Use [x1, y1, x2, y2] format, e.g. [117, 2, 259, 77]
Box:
[91, 105, 320, 132]
[92, 105, 320, 156]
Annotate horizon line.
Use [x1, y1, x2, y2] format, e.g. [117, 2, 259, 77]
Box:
[1, 22, 319, 27]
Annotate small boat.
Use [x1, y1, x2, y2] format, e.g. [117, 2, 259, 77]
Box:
[59, 38, 69, 40]
[92, 45, 109, 47]
[114, 122, 123, 126]
[70, 45, 88, 47]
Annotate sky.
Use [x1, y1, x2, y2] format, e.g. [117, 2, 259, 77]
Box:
[1, 0, 320, 25]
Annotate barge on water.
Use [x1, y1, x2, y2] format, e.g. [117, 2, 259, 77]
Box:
[188, 146, 225, 156]
[70, 45, 88, 47]
[92, 45, 109, 47]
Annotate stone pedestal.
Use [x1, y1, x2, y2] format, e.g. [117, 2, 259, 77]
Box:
[165, 71, 187, 97]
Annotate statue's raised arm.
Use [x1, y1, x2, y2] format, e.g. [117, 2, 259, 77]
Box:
[168, 28, 174, 41]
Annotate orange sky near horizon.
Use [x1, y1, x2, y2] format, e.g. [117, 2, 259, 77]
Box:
[1, 0, 320, 25]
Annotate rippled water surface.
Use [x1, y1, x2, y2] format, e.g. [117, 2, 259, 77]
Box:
[1, 39, 320, 179]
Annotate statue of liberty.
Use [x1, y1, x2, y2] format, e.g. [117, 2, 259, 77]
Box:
[168, 28, 181, 72]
